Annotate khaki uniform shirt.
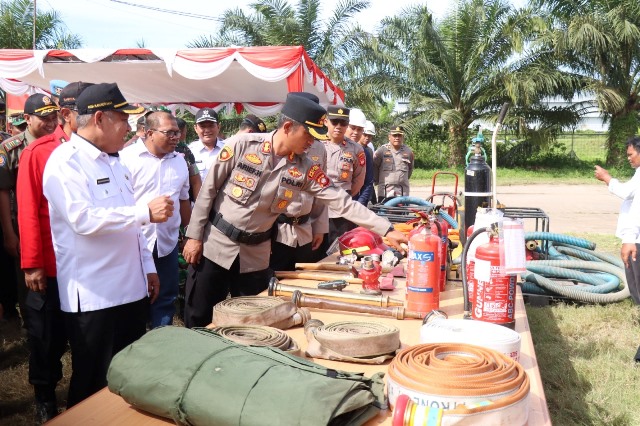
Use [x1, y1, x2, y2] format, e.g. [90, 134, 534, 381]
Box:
[323, 137, 366, 218]
[275, 139, 328, 247]
[186, 131, 392, 273]
[0, 130, 37, 226]
[373, 143, 414, 198]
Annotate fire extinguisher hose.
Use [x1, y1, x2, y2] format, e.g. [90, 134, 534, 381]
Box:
[209, 325, 301, 356]
[522, 260, 630, 303]
[304, 319, 401, 364]
[212, 296, 312, 330]
[386, 343, 530, 426]
[382, 196, 459, 229]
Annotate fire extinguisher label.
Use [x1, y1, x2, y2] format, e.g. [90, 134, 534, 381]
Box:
[409, 251, 435, 262]
[407, 286, 434, 293]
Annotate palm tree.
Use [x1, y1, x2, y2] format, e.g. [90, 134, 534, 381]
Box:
[530, 0, 640, 166]
[0, 0, 82, 49]
[352, 0, 579, 167]
[187, 0, 370, 102]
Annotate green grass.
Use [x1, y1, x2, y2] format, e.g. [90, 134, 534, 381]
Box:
[411, 165, 635, 186]
[526, 232, 640, 426]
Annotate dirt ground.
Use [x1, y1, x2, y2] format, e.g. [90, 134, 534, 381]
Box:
[412, 183, 621, 235]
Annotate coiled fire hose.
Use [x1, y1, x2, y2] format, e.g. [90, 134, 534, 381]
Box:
[387, 343, 530, 426]
[522, 232, 629, 303]
[304, 319, 400, 364]
[210, 325, 301, 356]
[383, 196, 459, 229]
[211, 296, 311, 329]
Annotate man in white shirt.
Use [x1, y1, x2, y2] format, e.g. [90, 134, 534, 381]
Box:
[121, 111, 191, 328]
[42, 83, 174, 407]
[595, 136, 640, 306]
[188, 107, 225, 181]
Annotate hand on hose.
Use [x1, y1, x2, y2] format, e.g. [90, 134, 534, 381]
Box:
[385, 230, 408, 255]
[621, 243, 636, 269]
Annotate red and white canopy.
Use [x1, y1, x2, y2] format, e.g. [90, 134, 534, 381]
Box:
[0, 46, 345, 116]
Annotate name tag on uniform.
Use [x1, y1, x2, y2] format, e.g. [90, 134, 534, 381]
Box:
[97, 177, 110, 185]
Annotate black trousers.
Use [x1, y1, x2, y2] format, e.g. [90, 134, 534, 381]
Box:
[184, 256, 272, 329]
[624, 244, 640, 305]
[25, 278, 67, 403]
[65, 297, 148, 408]
[269, 241, 314, 271]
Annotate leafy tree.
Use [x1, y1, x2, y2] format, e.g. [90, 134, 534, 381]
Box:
[531, 0, 640, 166]
[351, 0, 580, 167]
[0, 0, 82, 49]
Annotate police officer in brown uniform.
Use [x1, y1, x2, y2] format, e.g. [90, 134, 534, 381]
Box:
[0, 94, 59, 324]
[182, 94, 407, 328]
[321, 105, 366, 251]
[270, 92, 328, 270]
[373, 125, 415, 202]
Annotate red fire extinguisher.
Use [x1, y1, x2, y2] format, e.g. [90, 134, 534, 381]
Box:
[472, 234, 516, 328]
[406, 220, 441, 315]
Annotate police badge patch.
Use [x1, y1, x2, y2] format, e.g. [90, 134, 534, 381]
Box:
[219, 146, 234, 161]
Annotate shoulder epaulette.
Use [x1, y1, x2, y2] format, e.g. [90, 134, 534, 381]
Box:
[2, 136, 25, 152]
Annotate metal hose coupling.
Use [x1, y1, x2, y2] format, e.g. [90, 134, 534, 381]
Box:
[211, 295, 310, 330]
[387, 343, 530, 425]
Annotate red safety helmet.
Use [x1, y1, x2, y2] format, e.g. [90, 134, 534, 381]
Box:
[338, 227, 388, 256]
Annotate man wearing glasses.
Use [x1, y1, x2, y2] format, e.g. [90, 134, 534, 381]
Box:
[320, 105, 366, 252]
[121, 111, 191, 329]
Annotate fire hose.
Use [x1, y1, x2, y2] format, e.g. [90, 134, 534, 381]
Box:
[211, 296, 311, 329]
[387, 343, 530, 426]
[522, 232, 629, 303]
[209, 325, 301, 356]
[382, 196, 459, 229]
[304, 319, 400, 364]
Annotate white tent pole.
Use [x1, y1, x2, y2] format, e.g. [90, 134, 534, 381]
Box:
[491, 103, 510, 209]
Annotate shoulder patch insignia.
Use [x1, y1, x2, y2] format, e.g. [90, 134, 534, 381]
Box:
[3, 138, 24, 152]
[244, 153, 262, 165]
[358, 151, 365, 166]
[307, 164, 321, 179]
[261, 141, 271, 154]
[288, 167, 302, 178]
[219, 145, 233, 162]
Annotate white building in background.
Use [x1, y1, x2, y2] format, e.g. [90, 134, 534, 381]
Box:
[394, 96, 609, 132]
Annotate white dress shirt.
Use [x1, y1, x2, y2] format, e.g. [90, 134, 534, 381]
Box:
[43, 134, 155, 313]
[609, 168, 640, 243]
[188, 138, 225, 181]
[120, 141, 190, 257]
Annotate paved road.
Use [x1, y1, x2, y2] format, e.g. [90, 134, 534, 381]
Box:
[410, 184, 621, 235]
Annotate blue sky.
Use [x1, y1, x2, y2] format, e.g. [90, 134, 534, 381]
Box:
[45, 0, 524, 49]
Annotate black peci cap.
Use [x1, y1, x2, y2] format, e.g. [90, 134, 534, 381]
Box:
[76, 83, 144, 115]
[281, 93, 328, 140]
[389, 125, 405, 135]
[195, 108, 218, 124]
[287, 91, 320, 104]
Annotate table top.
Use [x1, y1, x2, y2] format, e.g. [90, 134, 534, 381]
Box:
[48, 265, 551, 426]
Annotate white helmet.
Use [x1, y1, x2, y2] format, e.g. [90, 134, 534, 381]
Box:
[363, 120, 376, 135]
[349, 108, 367, 128]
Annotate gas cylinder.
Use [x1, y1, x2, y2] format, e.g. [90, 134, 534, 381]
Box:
[472, 235, 516, 328]
[406, 225, 441, 314]
[464, 154, 492, 233]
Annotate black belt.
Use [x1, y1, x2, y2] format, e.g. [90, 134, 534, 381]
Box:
[276, 213, 310, 226]
[209, 211, 273, 245]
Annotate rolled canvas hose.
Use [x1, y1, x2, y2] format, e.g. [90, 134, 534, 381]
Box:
[211, 296, 311, 329]
[304, 319, 400, 364]
[387, 343, 530, 426]
[210, 325, 301, 356]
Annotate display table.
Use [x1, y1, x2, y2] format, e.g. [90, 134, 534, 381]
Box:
[47, 267, 551, 425]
